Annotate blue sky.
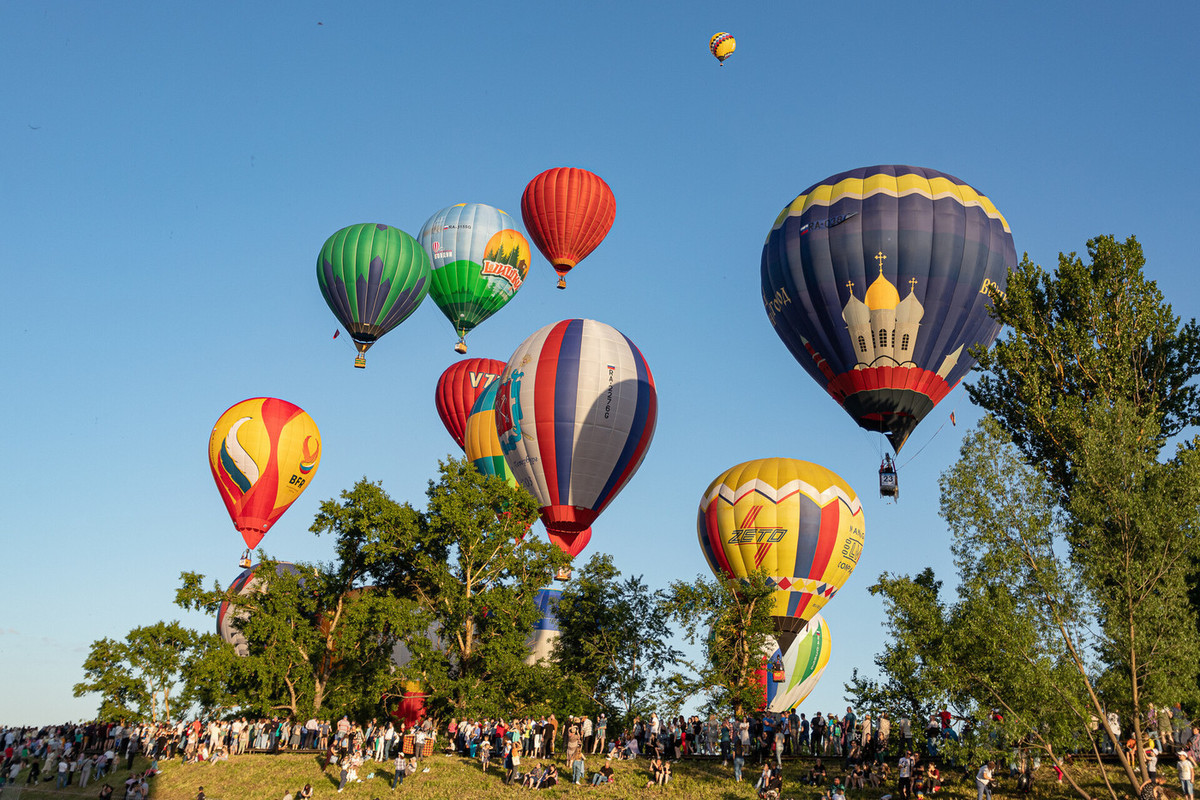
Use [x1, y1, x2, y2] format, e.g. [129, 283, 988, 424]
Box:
[2, 1, 1197, 725]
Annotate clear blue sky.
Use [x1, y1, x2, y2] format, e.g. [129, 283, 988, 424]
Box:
[3, 1, 1197, 725]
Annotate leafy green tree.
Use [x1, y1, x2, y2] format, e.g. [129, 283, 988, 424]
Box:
[845, 567, 950, 725]
[74, 621, 202, 722]
[309, 459, 570, 720]
[176, 556, 420, 721]
[661, 572, 776, 718]
[965, 234, 1200, 780]
[970, 235, 1200, 503]
[552, 553, 681, 722]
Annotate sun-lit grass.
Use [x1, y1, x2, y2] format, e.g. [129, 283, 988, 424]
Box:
[0, 750, 1154, 800]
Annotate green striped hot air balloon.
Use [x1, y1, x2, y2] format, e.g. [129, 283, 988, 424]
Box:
[317, 223, 431, 368]
[418, 203, 531, 354]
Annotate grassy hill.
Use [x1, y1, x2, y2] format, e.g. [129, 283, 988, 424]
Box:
[0, 750, 1156, 800]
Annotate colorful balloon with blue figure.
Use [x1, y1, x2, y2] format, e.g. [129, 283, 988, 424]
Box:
[495, 319, 657, 560]
[761, 165, 1016, 452]
[419, 203, 531, 353]
[465, 379, 517, 488]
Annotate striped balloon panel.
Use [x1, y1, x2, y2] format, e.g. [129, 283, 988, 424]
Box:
[496, 319, 657, 536]
[465, 380, 517, 487]
[761, 614, 831, 712]
[761, 165, 1015, 450]
[525, 588, 563, 665]
[697, 458, 863, 634]
[317, 223, 430, 342]
[520, 168, 616, 275]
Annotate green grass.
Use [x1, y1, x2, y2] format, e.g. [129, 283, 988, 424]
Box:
[0, 751, 1157, 800]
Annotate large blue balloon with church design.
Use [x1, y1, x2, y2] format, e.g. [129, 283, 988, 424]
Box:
[761, 165, 1016, 452]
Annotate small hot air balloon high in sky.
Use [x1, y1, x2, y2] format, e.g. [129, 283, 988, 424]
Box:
[317, 223, 431, 368]
[710, 32, 736, 65]
[520, 168, 615, 289]
[419, 203, 532, 354]
[495, 319, 657, 570]
[697, 457, 863, 653]
[761, 165, 1016, 454]
[435, 358, 506, 451]
[209, 398, 322, 562]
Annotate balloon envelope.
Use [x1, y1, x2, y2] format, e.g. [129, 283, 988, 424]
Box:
[761, 165, 1016, 451]
[710, 32, 736, 63]
[520, 168, 615, 287]
[495, 319, 657, 557]
[525, 588, 562, 665]
[216, 561, 302, 657]
[465, 380, 517, 488]
[758, 614, 831, 712]
[419, 203, 531, 351]
[209, 397, 321, 550]
[435, 358, 506, 451]
[697, 457, 863, 648]
[317, 223, 431, 366]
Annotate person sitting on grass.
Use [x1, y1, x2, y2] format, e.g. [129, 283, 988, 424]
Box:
[592, 758, 616, 786]
[807, 758, 827, 786]
[540, 763, 559, 788]
[522, 763, 545, 789]
[646, 755, 666, 788]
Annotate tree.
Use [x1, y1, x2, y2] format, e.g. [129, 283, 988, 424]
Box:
[964, 234, 1200, 783]
[552, 553, 681, 722]
[969, 235, 1200, 503]
[661, 571, 776, 718]
[74, 621, 202, 722]
[176, 556, 419, 721]
[309, 459, 570, 720]
[845, 567, 950, 726]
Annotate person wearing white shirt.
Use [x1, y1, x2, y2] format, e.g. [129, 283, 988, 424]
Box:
[977, 761, 995, 800]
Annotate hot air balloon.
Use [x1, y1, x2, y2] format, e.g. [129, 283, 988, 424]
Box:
[209, 398, 322, 563]
[419, 203, 531, 353]
[495, 319, 657, 562]
[216, 561, 303, 657]
[464, 380, 517, 488]
[697, 457, 863, 652]
[758, 614, 831, 712]
[710, 32, 736, 64]
[317, 223, 431, 368]
[520, 168, 615, 289]
[761, 165, 1016, 452]
[525, 588, 562, 665]
[435, 358, 506, 451]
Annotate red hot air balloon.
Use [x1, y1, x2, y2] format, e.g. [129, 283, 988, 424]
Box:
[520, 168, 616, 289]
[434, 358, 506, 451]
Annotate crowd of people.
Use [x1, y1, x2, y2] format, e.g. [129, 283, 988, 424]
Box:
[3, 702, 1198, 799]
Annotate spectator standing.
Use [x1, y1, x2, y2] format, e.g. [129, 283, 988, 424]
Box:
[977, 761, 995, 800]
[1179, 751, 1195, 800]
